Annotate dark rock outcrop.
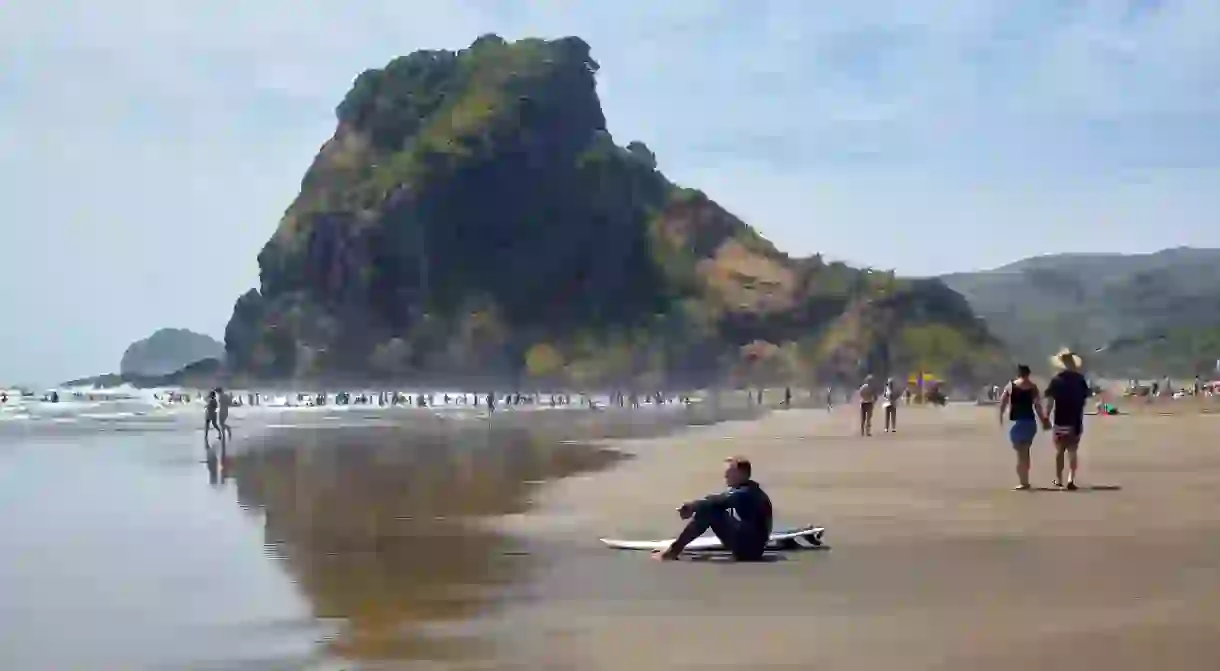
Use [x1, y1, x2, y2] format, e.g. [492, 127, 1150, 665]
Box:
[224, 35, 1006, 387]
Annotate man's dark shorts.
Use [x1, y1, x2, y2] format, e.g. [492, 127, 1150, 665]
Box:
[1052, 424, 1082, 448]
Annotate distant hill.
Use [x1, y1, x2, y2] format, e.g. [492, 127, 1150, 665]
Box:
[120, 328, 224, 377]
[941, 247, 1220, 377]
[220, 34, 1006, 389]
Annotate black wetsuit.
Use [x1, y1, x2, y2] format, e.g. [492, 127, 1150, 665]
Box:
[673, 480, 773, 560]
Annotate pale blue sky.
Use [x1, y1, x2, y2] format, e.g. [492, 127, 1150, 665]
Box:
[2, 0, 1218, 384]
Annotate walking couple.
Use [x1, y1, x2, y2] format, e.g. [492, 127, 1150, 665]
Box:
[998, 349, 1093, 490]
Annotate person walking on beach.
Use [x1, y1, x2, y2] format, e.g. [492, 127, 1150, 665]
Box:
[204, 390, 222, 450]
[881, 378, 898, 433]
[998, 364, 1050, 490]
[652, 457, 772, 562]
[857, 375, 877, 436]
[216, 387, 233, 445]
[1045, 349, 1093, 490]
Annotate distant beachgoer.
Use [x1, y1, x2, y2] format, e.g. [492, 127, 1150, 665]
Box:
[857, 376, 877, 436]
[216, 387, 233, 444]
[652, 457, 772, 562]
[881, 378, 898, 433]
[999, 364, 1050, 490]
[825, 386, 834, 412]
[783, 386, 792, 408]
[204, 391, 222, 449]
[1045, 349, 1093, 490]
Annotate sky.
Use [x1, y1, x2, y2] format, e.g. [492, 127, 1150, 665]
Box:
[2, 0, 1219, 384]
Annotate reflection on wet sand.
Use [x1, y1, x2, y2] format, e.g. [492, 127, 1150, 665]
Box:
[228, 421, 628, 665]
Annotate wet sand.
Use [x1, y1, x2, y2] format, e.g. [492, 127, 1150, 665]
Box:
[492, 404, 1220, 670]
[0, 399, 761, 670]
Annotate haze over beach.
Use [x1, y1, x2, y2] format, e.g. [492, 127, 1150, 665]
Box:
[3, 2, 1220, 670]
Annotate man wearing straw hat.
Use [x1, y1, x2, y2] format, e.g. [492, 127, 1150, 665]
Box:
[1044, 348, 1093, 490]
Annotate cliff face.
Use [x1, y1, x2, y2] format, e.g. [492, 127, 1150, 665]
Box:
[224, 34, 1005, 387]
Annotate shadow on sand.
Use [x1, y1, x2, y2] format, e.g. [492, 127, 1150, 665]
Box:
[1031, 484, 1122, 492]
[682, 546, 832, 563]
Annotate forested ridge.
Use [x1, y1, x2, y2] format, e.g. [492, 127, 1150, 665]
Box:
[941, 247, 1220, 377]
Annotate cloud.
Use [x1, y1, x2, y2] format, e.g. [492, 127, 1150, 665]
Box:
[1, 0, 1218, 382]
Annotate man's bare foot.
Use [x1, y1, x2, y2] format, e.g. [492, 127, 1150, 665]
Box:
[650, 550, 680, 561]
[1013, 484, 1031, 490]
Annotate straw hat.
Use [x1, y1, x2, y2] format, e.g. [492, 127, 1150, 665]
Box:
[1050, 347, 1083, 370]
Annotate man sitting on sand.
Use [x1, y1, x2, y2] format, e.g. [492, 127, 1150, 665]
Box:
[652, 457, 773, 562]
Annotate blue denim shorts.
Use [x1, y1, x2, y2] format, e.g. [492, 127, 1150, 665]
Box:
[1008, 419, 1038, 445]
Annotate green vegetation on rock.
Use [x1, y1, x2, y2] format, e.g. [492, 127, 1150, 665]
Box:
[224, 35, 1005, 389]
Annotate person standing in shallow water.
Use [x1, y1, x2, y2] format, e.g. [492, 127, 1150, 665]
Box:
[1045, 349, 1093, 490]
[998, 364, 1050, 490]
[203, 391, 222, 451]
[216, 387, 233, 446]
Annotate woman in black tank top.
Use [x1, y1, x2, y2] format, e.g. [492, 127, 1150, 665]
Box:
[999, 364, 1049, 490]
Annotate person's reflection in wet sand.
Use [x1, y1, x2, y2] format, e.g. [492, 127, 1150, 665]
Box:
[206, 450, 221, 487]
[206, 447, 236, 488]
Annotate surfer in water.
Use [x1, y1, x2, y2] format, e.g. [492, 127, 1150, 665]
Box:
[1045, 349, 1092, 490]
[652, 457, 773, 562]
[998, 364, 1050, 490]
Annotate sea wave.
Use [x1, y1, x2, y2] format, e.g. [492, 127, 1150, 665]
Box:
[0, 386, 695, 432]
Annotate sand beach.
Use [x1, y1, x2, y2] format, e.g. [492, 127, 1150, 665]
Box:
[486, 402, 1220, 670]
[3, 391, 1218, 669]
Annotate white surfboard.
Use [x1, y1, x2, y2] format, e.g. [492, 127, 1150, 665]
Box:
[600, 525, 826, 552]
